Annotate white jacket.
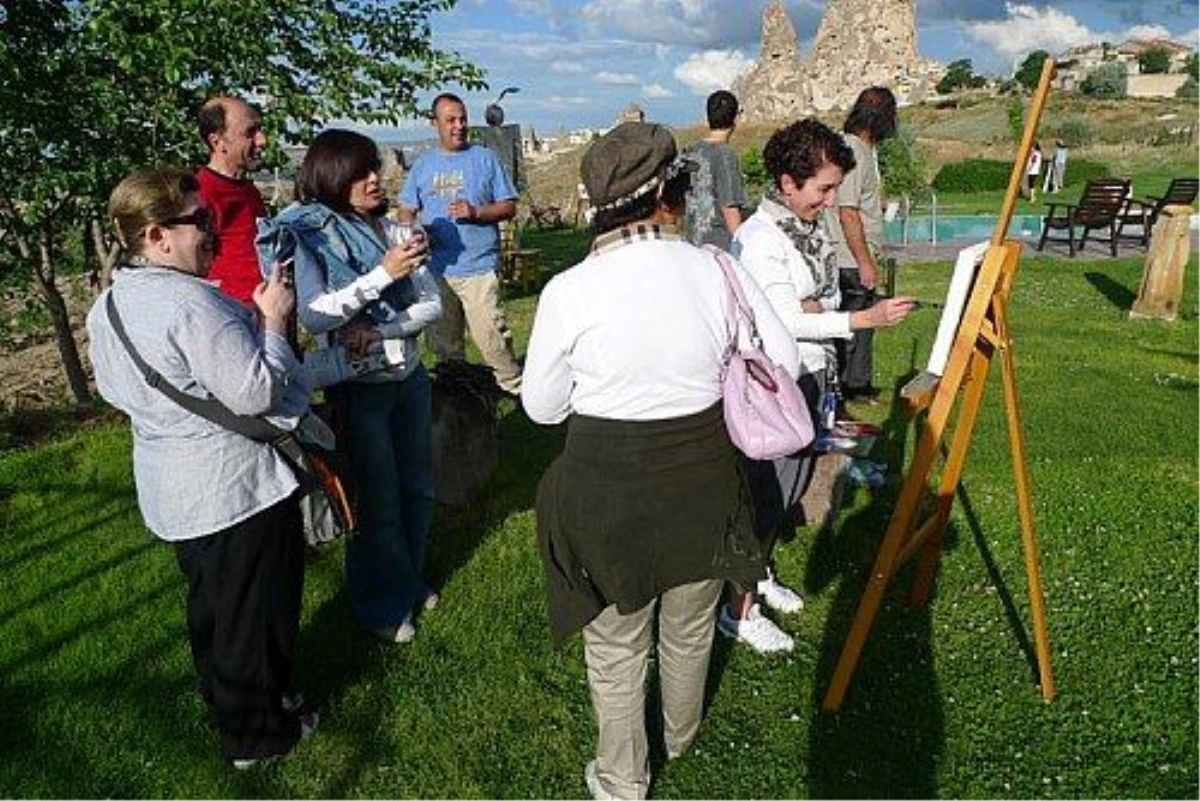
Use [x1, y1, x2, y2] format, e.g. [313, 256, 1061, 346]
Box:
[733, 200, 853, 376]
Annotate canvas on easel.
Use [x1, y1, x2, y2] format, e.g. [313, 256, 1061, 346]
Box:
[821, 58, 1060, 712]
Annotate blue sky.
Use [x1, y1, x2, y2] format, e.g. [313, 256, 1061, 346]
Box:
[365, 0, 1199, 139]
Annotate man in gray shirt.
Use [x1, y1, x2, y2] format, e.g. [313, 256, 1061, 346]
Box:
[823, 86, 898, 402]
[684, 90, 747, 251]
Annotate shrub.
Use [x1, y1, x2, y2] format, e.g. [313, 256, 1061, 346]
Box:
[1064, 158, 1112, 186]
[878, 129, 930, 201]
[1187, 52, 1198, 81]
[1176, 77, 1198, 99]
[1007, 96, 1025, 142]
[931, 156, 1112, 194]
[1081, 62, 1128, 99]
[931, 159, 1013, 192]
[1044, 116, 1092, 148]
[1138, 47, 1172, 75]
[741, 147, 769, 197]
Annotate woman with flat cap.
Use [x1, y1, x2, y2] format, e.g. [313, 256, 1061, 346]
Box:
[522, 122, 799, 799]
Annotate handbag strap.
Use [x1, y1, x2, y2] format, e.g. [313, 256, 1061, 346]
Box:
[705, 245, 761, 348]
[104, 291, 292, 449]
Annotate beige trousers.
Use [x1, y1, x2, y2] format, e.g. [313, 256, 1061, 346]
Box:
[582, 578, 723, 800]
[430, 271, 522, 393]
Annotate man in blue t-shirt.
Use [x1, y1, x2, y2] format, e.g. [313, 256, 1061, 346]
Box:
[398, 93, 522, 395]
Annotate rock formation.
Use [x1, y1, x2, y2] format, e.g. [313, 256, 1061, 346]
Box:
[734, 0, 944, 123]
[733, 3, 811, 123]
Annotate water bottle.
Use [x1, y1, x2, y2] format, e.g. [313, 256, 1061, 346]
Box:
[821, 389, 838, 432]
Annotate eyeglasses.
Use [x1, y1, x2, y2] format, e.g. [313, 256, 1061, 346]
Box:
[161, 207, 213, 233]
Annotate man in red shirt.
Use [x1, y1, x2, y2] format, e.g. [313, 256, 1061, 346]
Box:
[196, 96, 269, 306]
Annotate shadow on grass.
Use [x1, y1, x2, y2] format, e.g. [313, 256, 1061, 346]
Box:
[1084, 270, 1137, 311]
[803, 362, 947, 798]
[955, 482, 1044, 684]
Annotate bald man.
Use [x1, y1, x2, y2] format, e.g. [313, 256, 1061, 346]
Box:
[196, 96, 269, 305]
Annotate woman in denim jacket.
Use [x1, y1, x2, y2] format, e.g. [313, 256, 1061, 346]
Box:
[266, 129, 442, 644]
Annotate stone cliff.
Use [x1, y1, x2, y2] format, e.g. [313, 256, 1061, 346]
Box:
[734, 0, 944, 123]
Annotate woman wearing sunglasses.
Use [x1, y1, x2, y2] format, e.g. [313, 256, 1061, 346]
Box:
[87, 167, 317, 769]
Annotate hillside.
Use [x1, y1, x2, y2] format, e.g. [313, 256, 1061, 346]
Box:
[523, 93, 1198, 216]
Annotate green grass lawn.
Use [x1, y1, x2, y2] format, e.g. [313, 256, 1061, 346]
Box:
[1, 233, 1196, 798]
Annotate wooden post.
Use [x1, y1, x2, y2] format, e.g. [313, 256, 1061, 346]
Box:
[1130, 205, 1192, 321]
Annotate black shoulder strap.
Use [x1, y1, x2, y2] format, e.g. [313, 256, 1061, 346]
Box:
[104, 291, 289, 446]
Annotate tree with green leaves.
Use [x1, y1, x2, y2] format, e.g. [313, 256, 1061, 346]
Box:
[1, 0, 485, 404]
[1013, 50, 1050, 92]
[1185, 52, 1198, 80]
[1138, 47, 1172, 75]
[878, 129, 928, 202]
[936, 59, 987, 95]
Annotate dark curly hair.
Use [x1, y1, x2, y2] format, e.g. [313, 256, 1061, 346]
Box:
[843, 86, 898, 142]
[762, 119, 855, 191]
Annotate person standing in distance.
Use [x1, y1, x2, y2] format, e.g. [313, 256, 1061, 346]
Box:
[196, 95, 270, 306]
[684, 89, 748, 251]
[823, 86, 898, 404]
[397, 93, 522, 396]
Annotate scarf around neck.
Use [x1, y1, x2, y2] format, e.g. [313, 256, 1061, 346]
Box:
[760, 187, 839, 303]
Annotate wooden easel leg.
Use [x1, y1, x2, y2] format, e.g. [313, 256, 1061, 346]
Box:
[996, 314, 1056, 700]
[909, 347, 994, 607]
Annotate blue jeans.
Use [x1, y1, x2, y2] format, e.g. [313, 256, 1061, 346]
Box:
[336, 366, 435, 630]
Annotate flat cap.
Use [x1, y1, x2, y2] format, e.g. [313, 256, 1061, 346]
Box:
[581, 122, 679, 211]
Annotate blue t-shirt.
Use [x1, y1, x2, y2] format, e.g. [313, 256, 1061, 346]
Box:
[399, 144, 518, 278]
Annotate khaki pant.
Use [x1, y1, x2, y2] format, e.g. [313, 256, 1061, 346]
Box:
[430, 271, 522, 393]
[582, 579, 723, 800]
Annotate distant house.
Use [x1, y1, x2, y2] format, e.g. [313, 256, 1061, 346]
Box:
[1055, 37, 1195, 97]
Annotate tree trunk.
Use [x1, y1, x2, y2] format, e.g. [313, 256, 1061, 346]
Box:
[33, 241, 92, 405]
[90, 216, 120, 290]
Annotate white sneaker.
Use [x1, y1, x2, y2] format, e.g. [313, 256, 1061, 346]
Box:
[717, 603, 794, 654]
[757, 571, 804, 615]
[373, 614, 416, 644]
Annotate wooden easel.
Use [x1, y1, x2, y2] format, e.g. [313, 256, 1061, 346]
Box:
[822, 59, 1059, 711]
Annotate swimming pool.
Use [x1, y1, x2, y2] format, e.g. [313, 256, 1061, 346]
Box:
[883, 214, 1044, 244]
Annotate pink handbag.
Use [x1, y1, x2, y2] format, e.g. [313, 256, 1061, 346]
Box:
[711, 248, 814, 460]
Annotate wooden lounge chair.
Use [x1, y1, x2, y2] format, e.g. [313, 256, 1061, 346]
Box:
[1037, 177, 1130, 257]
[1115, 177, 1200, 247]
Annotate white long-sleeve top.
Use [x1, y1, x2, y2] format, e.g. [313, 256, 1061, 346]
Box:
[294, 217, 442, 383]
[733, 200, 852, 376]
[522, 226, 799, 425]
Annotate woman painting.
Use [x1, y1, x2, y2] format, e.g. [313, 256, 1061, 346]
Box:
[726, 119, 915, 654]
[87, 168, 316, 768]
[267, 129, 441, 644]
[523, 122, 799, 799]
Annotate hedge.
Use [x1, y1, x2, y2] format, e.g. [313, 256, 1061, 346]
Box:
[932, 157, 1111, 193]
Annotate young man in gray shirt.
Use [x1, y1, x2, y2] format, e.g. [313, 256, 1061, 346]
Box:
[684, 90, 747, 251]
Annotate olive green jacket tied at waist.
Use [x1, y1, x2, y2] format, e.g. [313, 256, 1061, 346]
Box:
[537, 403, 765, 643]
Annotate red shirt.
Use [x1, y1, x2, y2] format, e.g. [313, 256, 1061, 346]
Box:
[196, 166, 268, 306]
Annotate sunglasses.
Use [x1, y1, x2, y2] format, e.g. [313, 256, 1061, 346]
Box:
[160, 207, 214, 233]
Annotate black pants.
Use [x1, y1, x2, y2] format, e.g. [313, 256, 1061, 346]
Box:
[742, 372, 824, 560]
[836, 268, 875, 391]
[173, 496, 305, 762]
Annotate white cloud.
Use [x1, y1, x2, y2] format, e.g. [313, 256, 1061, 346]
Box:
[550, 60, 587, 74]
[1183, 28, 1200, 48]
[642, 83, 674, 98]
[672, 49, 753, 96]
[964, 3, 1094, 61]
[597, 71, 640, 86]
[1123, 24, 1174, 41]
[577, 0, 761, 48]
